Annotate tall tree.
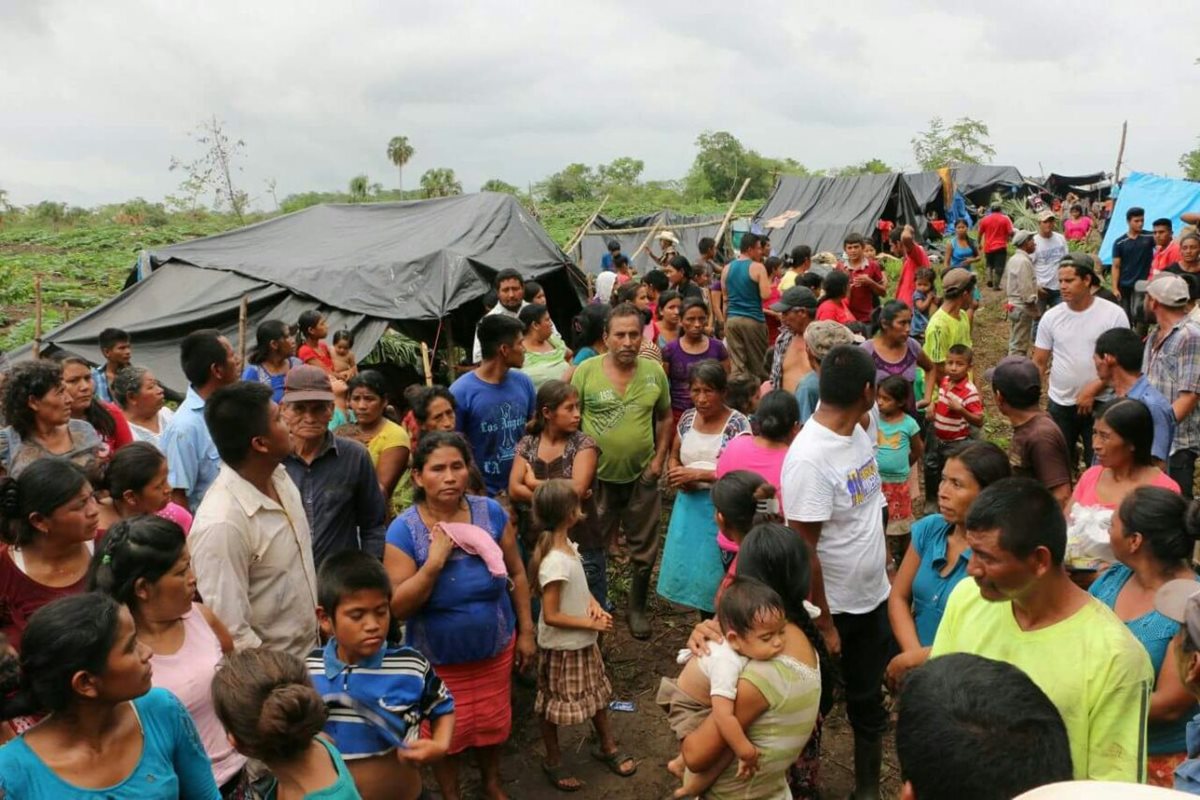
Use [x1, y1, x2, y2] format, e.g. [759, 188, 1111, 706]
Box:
[386, 136, 415, 194]
[1180, 137, 1200, 181]
[911, 117, 996, 171]
[535, 163, 598, 203]
[348, 174, 370, 202]
[419, 168, 463, 198]
[832, 158, 893, 176]
[169, 116, 248, 220]
[597, 157, 645, 188]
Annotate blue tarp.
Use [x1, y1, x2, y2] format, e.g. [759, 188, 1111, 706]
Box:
[1100, 172, 1200, 265]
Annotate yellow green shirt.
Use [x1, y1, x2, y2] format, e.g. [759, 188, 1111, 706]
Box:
[366, 420, 411, 466]
[572, 356, 670, 484]
[931, 580, 1153, 783]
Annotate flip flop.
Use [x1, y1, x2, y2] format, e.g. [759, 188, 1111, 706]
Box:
[542, 761, 584, 792]
[591, 745, 638, 777]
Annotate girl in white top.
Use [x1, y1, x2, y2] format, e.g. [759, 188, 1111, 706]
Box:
[527, 480, 635, 791]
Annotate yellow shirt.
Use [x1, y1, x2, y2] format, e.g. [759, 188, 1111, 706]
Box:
[930, 580, 1153, 782]
[779, 269, 800, 292]
[366, 420, 411, 466]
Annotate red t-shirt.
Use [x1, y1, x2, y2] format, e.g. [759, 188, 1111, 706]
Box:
[978, 212, 1015, 253]
[298, 342, 334, 373]
[840, 259, 885, 323]
[0, 544, 89, 652]
[896, 244, 928, 308]
[101, 400, 134, 453]
[1151, 240, 1181, 278]
[816, 299, 856, 325]
[933, 377, 983, 442]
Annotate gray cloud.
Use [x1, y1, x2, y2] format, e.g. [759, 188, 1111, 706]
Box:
[1, 0, 1197, 208]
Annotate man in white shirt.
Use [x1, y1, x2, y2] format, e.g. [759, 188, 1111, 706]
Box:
[1033, 259, 1129, 470]
[190, 381, 319, 657]
[471, 268, 561, 362]
[782, 344, 889, 800]
[1032, 210, 1069, 314]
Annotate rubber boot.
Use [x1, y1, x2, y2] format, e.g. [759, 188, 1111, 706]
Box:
[850, 734, 883, 800]
[627, 568, 652, 640]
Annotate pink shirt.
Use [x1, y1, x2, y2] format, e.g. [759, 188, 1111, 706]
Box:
[713, 433, 788, 553]
[151, 604, 245, 784]
[1072, 465, 1179, 507]
[1063, 216, 1093, 241]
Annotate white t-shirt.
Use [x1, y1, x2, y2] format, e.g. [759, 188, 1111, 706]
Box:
[1034, 298, 1129, 406]
[675, 640, 747, 701]
[536, 543, 598, 651]
[1033, 232, 1069, 290]
[781, 417, 890, 615]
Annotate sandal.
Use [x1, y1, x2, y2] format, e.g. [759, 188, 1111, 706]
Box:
[542, 761, 584, 792]
[591, 745, 638, 777]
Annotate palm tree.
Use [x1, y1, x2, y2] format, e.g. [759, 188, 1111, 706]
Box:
[348, 174, 369, 203]
[386, 136, 415, 195]
[419, 168, 463, 199]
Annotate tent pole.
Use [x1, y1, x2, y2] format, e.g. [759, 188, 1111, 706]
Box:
[32, 274, 43, 359]
[1113, 121, 1128, 184]
[630, 221, 663, 262]
[580, 218, 727, 235]
[714, 178, 751, 252]
[563, 193, 609, 257]
[420, 342, 433, 387]
[237, 294, 249, 369]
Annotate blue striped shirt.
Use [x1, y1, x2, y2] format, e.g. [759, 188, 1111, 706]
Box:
[308, 639, 454, 759]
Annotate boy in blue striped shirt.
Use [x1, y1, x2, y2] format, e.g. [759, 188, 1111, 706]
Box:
[308, 551, 455, 800]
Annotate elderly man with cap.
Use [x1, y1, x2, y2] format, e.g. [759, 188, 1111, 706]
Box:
[1004, 230, 1039, 355]
[1156, 579, 1200, 792]
[794, 319, 860, 425]
[1033, 210, 1070, 313]
[989, 356, 1073, 509]
[1033, 257, 1128, 471]
[1143, 273, 1200, 499]
[281, 365, 387, 569]
[769, 285, 820, 393]
[978, 201, 1015, 289]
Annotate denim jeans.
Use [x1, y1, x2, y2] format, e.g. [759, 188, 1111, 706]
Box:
[580, 547, 611, 611]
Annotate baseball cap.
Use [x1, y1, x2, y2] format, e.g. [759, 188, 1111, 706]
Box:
[803, 321, 860, 360]
[1155, 579, 1200, 646]
[281, 365, 336, 403]
[942, 269, 976, 293]
[770, 286, 819, 313]
[1037, 210, 1057, 223]
[1012, 230, 1035, 246]
[1145, 273, 1191, 308]
[986, 356, 1041, 400]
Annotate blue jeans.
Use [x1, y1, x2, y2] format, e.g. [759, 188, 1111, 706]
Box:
[580, 547, 610, 611]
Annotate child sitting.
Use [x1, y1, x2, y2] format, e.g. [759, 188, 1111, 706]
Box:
[213, 648, 361, 800]
[529, 480, 634, 791]
[308, 551, 455, 800]
[331, 330, 359, 382]
[931, 344, 984, 485]
[876, 376, 924, 570]
[911, 268, 937, 341]
[659, 578, 789, 795]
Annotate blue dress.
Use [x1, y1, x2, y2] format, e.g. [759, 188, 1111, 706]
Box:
[1090, 564, 1200, 755]
[656, 409, 750, 613]
[908, 515, 971, 646]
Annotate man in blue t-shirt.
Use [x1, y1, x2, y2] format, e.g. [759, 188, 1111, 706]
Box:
[600, 239, 622, 272]
[1112, 206, 1155, 325]
[450, 314, 536, 497]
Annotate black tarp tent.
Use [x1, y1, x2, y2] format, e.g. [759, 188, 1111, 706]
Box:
[573, 211, 725, 275]
[1045, 172, 1109, 198]
[753, 173, 926, 255]
[904, 165, 1026, 213]
[8, 193, 583, 393]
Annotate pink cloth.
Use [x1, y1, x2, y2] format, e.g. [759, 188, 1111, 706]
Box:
[157, 501, 193, 535]
[442, 522, 508, 578]
[713, 433, 789, 553]
[1063, 216, 1093, 241]
[1072, 465, 1180, 507]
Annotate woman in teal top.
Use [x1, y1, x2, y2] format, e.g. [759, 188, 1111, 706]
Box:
[886, 442, 1011, 687]
[213, 648, 362, 799]
[1090, 486, 1200, 768]
[0, 593, 219, 799]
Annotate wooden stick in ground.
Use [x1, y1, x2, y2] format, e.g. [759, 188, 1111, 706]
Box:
[714, 178, 752, 251]
[1114, 120, 1128, 185]
[32, 274, 43, 359]
[420, 341, 433, 386]
[237, 294, 249, 368]
[630, 220, 663, 263]
[563, 193, 610, 258]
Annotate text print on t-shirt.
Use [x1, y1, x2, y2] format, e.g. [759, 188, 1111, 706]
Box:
[844, 456, 881, 507]
[587, 379, 661, 436]
[478, 401, 526, 479]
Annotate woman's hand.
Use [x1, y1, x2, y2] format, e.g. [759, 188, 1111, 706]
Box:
[428, 523, 455, 568]
[885, 649, 925, 692]
[667, 466, 702, 488]
[515, 629, 537, 672]
[687, 618, 724, 657]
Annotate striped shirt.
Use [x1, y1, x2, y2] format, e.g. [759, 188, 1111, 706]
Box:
[308, 639, 455, 759]
[933, 377, 982, 442]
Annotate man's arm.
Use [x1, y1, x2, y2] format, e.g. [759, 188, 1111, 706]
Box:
[752, 262, 772, 300]
[356, 450, 389, 559]
[190, 520, 260, 649]
[787, 520, 837, 654]
[1112, 250, 1123, 299]
[1032, 347, 1051, 388]
[648, 401, 673, 479]
[163, 428, 198, 513]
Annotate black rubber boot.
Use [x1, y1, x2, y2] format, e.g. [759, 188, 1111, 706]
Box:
[850, 734, 883, 800]
[627, 568, 652, 640]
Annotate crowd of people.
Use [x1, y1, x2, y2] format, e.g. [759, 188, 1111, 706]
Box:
[1, 199, 1200, 799]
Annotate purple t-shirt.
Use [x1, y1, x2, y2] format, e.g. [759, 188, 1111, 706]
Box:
[661, 338, 729, 411]
[861, 337, 923, 414]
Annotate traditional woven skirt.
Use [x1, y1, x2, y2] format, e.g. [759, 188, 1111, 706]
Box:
[535, 644, 612, 726]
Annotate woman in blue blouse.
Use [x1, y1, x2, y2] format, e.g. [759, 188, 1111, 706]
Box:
[886, 442, 1011, 688]
[383, 431, 535, 800]
[1090, 486, 1200, 786]
[0, 592, 219, 799]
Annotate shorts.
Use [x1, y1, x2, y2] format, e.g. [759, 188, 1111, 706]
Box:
[882, 481, 913, 525]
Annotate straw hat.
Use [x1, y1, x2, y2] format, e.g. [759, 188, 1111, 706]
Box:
[658, 231, 680, 245]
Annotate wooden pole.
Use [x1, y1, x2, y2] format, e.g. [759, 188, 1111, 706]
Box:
[714, 178, 752, 251]
[630, 220, 663, 262]
[32, 274, 43, 359]
[237, 295, 249, 368]
[420, 342, 433, 387]
[1114, 121, 1128, 184]
[563, 193, 609, 257]
[579, 218, 724, 236]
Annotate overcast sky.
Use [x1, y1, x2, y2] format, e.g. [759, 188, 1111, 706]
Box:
[2, 0, 1197, 209]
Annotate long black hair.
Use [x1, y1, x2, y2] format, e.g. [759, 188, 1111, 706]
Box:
[60, 356, 119, 439]
[249, 319, 291, 365]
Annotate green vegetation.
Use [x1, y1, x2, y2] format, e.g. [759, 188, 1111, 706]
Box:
[1181, 136, 1200, 181]
[911, 117, 996, 172]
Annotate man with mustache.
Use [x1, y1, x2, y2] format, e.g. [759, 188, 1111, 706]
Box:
[930, 477, 1154, 783]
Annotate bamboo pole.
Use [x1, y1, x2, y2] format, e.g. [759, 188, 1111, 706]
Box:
[580, 218, 724, 236]
[32, 274, 43, 359]
[630, 220, 663, 262]
[563, 193, 609, 256]
[237, 295, 249, 368]
[714, 178, 752, 251]
[420, 342, 433, 387]
[1113, 121, 1128, 184]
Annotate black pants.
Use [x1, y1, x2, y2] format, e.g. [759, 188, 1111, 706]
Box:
[1170, 449, 1198, 501]
[1048, 400, 1094, 474]
[831, 601, 890, 740]
[985, 249, 1007, 287]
